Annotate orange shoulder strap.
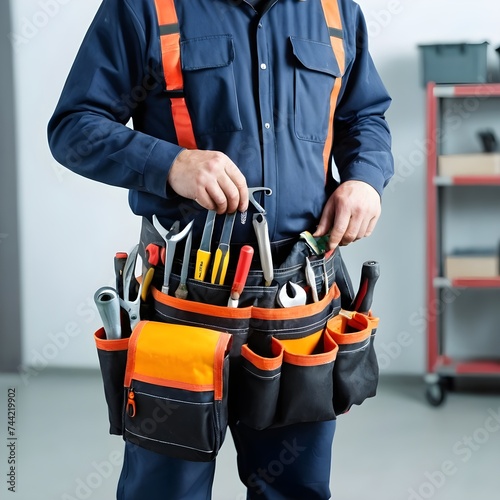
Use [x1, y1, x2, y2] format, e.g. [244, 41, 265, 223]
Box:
[154, 0, 197, 149]
[319, 0, 346, 176]
[154, 0, 345, 160]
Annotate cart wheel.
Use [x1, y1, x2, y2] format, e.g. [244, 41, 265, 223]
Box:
[426, 381, 446, 407]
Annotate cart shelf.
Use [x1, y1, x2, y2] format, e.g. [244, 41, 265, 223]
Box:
[433, 277, 500, 288]
[425, 82, 500, 406]
[434, 176, 500, 186]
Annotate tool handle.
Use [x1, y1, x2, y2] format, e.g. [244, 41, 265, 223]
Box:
[253, 214, 273, 286]
[231, 246, 254, 298]
[211, 245, 230, 285]
[195, 249, 211, 281]
[94, 287, 122, 339]
[349, 261, 380, 314]
[114, 253, 128, 299]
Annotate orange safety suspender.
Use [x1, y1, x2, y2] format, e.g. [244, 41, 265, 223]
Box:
[153, 0, 345, 162]
[153, 0, 197, 149]
[320, 0, 346, 176]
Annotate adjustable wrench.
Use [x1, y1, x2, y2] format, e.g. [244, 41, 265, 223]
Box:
[247, 187, 273, 286]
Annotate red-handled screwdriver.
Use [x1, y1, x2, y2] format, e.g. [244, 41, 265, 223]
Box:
[227, 246, 254, 308]
[349, 260, 380, 314]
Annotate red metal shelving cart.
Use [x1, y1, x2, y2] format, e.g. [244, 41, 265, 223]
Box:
[425, 82, 500, 405]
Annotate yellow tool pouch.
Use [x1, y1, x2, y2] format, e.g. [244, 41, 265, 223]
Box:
[121, 321, 232, 461]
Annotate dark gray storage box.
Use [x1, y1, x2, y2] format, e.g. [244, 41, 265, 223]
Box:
[418, 42, 489, 86]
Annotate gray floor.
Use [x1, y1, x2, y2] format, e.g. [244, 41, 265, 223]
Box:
[0, 370, 498, 500]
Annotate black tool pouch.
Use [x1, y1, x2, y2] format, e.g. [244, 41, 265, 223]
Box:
[122, 320, 232, 462]
[93, 222, 380, 461]
[238, 283, 341, 430]
[94, 329, 130, 435]
[326, 312, 380, 415]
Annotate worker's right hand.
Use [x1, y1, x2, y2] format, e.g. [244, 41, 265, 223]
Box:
[167, 149, 249, 214]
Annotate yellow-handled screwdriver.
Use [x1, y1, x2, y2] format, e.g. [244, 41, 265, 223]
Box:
[211, 212, 237, 285]
[195, 210, 216, 281]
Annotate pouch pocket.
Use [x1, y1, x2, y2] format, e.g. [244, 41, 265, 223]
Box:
[239, 284, 341, 429]
[326, 312, 379, 415]
[275, 329, 338, 426]
[238, 337, 284, 430]
[123, 321, 232, 462]
[290, 36, 342, 142]
[94, 328, 130, 435]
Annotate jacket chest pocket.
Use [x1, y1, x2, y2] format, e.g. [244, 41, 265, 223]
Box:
[181, 35, 243, 136]
[290, 37, 342, 143]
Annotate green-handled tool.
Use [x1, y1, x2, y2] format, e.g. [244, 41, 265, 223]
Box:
[195, 210, 216, 281]
[211, 212, 237, 285]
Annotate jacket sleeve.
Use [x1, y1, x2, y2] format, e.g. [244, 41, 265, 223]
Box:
[332, 1, 394, 197]
[47, 0, 182, 199]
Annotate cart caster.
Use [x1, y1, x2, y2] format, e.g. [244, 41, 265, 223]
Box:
[426, 380, 447, 407]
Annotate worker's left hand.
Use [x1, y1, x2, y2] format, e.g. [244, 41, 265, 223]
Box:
[313, 180, 381, 250]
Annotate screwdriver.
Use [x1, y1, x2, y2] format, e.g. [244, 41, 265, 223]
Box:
[227, 246, 254, 308]
[211, 212, 236, 285]
[195, 210, 216, 281]
[349, 261, 380, 314]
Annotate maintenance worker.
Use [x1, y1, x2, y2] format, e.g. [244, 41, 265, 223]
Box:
[48, 0, 393, 498]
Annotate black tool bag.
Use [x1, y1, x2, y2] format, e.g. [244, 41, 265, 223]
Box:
[93, 223, 380, 460]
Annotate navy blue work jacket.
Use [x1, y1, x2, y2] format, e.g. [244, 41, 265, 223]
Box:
[48, 0, 394, 245]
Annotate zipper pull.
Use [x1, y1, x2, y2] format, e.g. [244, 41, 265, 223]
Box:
[126, 388, 136, 417]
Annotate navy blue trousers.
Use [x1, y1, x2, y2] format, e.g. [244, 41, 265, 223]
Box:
[117, 420, 336, 499]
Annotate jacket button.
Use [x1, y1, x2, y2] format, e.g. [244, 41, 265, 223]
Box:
[264, 123, 270, 129]
[260, 63, 267, 70]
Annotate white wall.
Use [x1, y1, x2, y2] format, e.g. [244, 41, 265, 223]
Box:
[10, 0, 500, 373]
[11, 0, 140, 372]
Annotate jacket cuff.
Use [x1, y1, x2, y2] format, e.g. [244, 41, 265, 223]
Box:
[143, 140, 184, 199]
[340, 159, 390, 198]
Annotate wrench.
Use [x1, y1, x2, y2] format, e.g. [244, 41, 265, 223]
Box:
[246, 187, 274, 286]
[278, 281, 307, 308]
[152, 215, 194, 295]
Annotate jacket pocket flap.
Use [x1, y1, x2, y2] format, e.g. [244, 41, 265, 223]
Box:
[181, 35, 234, 71]
[290, 36, 342, 77]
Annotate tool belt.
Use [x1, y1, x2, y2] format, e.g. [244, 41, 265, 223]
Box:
[93, 217, 380, 462]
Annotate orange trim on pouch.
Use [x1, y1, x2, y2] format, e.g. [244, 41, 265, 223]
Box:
[241, 337, 284, 371]
[124, 321, 230, 401]
[252, 283, 340, 321]
[282, 336, 338, 367]
[279, 330, 323, 356]
[214, 333, 232, 400]
[152, 286, 252, 319]
[94, 328, 130, 351]
[326, 313, 379, 344]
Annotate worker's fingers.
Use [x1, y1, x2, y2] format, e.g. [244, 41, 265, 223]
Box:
[313, 194, 336, 238]
[218, 163, 249, 213]
[365, 215, 379, 237]
[167, 149, 248, 213]
[327, 204, 351, 249]
[313, 180, 381, 250]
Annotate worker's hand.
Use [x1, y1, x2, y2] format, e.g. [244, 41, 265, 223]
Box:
[167, 149, 249, 214]
[313, 180, 381, 250]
